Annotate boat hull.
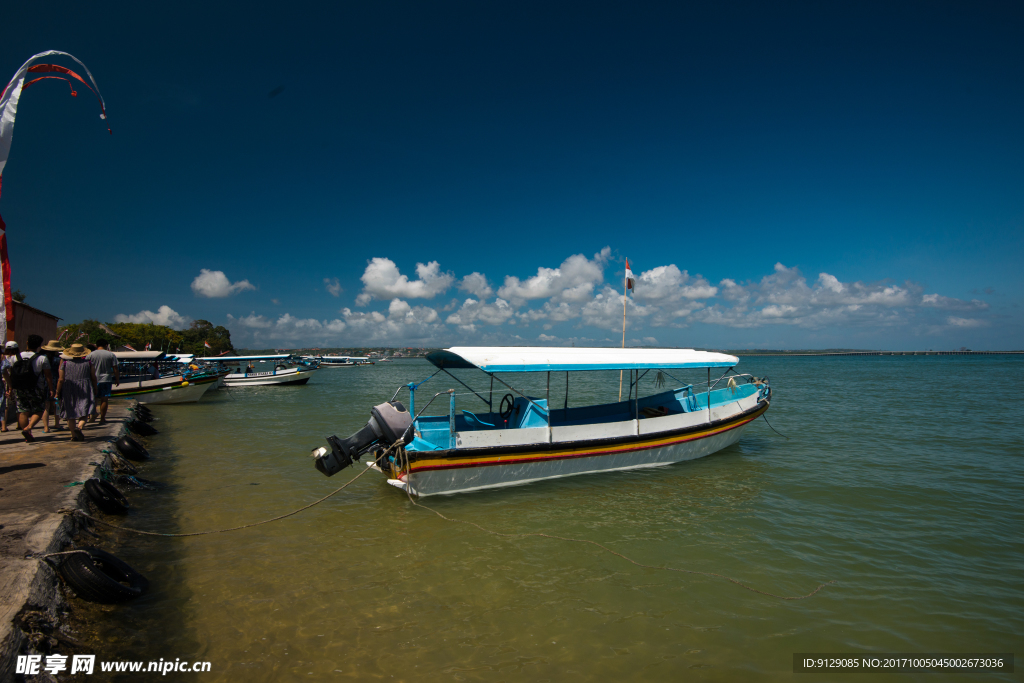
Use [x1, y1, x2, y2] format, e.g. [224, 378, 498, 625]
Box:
[223, 368, 316, 387]
[119, 381, 214, 404]
[394, 400, 768, 496]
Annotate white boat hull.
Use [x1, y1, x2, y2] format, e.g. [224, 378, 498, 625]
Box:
[223, 368, 315, 387]
[136, 381, 214, 404]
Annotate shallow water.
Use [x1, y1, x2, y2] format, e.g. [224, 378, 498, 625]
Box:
[76, 356, 1023, 681]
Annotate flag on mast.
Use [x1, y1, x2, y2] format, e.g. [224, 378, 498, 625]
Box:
[625, 258, 635, 291]
[204, 341, 212, 350]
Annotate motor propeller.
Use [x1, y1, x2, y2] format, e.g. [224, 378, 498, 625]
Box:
[312, 401, 413, 477]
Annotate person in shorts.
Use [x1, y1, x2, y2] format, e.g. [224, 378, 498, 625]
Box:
[88, 339, 120, 424]
[10, 335, 54, 442]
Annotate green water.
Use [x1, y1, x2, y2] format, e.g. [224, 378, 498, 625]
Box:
[78, 357, 1023, 681]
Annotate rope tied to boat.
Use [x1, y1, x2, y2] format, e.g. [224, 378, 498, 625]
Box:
[60, 440, 405, 537]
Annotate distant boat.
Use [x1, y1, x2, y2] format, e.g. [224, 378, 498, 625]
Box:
[304, 355, 373, 367]
[310, 347, 771, 496]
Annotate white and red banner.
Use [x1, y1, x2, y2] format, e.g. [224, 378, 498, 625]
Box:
[204, 341, 212, 349]
[0, 50, 108, 342]
[625, 258, 635, 291]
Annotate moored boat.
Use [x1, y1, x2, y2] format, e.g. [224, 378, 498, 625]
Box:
[310, 347, 771, 496]
[109, 351, 218, 404]
[199, 354, 319, 387]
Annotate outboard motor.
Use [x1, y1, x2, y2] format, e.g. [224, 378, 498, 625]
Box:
[312, 401, 413, 477]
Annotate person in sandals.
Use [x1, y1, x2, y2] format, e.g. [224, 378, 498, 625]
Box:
[55, 343, 97, 441]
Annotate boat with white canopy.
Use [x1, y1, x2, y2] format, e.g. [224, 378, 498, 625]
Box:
[106, 351, 221, 404]
[310, 346, 771, 496]
[199, 354, 318, 387]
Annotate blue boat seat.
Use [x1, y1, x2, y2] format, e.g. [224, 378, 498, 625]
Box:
[461, 409, 496, 429]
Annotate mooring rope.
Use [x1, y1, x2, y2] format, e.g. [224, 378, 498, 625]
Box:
[58, 436, 831, 600]
[59, 442, 401, 537]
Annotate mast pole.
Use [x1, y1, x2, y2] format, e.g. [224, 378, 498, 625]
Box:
[618, 269, 627, 401]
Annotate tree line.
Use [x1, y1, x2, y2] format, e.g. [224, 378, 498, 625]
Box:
[56, 320, 234, 356]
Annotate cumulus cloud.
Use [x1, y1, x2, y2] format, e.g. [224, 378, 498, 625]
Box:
[446, 297, 515, 331]
[947, 317, 989, 328]
[459, 272, 494, 299]
[227, 311, 346, 343]
[691, 263, 986, 330]
[226, 252, 995, 345]
[341, 299, 444, 343]
[191, 269, 256, 298]
[324, 278, 343, 297]
[497, 248, 610, 305]
[355, 258, 454, 305]
[114, 305, 191, 329]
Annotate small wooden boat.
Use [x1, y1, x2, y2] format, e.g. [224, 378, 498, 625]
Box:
[199, 354, 318, 387]
[311, 347, 771, 496]
[110, 351, 219, 404]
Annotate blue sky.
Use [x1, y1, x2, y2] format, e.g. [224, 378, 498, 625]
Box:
[1, 1, 1021, 349]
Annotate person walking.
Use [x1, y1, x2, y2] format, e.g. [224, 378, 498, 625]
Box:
[88, 338, 120, 424]
[40, 340, 65, 432]
[55, 343, 97, 442]
[0, 341, 18, 432]
[7, 335, 55, 442]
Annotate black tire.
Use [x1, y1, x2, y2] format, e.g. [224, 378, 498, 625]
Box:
[59, 547, 148, 603]
[115, 435, 150, 461]
[84, 478, 129, 515]
[128, 420, 158, 436]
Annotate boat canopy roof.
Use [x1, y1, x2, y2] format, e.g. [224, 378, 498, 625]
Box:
[198, 354, 292, 362]
[114, 351, 166, 361]
[426, 347, 738, 373]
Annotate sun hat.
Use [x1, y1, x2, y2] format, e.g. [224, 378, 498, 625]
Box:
[61, 343, 89, 359]
[41, 340, 65, 352]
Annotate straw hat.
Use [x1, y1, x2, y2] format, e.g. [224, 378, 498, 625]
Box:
[61, 344, 89, 359]
[41, 340, 65, 352]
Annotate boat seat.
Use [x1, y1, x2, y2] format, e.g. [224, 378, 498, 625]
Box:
[461, 409, 496, 430]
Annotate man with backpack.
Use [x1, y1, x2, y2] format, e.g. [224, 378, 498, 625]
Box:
[3, 334, 55, 442]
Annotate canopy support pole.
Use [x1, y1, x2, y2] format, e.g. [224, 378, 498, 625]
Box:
[707, 367, 711, 423]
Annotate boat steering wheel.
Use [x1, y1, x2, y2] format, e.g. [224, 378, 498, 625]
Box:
[499, 393, 516, 421]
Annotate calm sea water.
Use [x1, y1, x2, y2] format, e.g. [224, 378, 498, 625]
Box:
[75, 356, 1023, 681]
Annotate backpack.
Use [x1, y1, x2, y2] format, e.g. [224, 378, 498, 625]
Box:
[9, 352, 40, 391]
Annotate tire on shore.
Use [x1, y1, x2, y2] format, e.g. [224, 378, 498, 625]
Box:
[59, 547, 148, 603]
[128, 419, 158, 436]
[115, 435, 150, 461]
[84, 478, 129, 515]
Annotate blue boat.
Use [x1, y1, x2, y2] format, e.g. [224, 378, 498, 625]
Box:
[311, 347, 771, 496]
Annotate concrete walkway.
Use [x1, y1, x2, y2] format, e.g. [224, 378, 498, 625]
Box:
[0, 401, 131, 681]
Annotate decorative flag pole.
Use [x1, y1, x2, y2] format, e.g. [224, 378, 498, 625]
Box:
[619, 258, 636, 401]
[0, 50, 109, 343]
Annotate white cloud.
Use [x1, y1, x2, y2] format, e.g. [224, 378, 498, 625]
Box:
[497, 248, 610, 305]
[580, 285, 652, 331]
[459, 272, 493, 299]
[324, 278, 343, 297]
[191, 269, 256, 298]
[114, 305, 191, 329]
[446, 297, 515, 331]
[355, 258, 454, 305]
[947, 317, 989, 328]
[226, 311, 347, 344]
